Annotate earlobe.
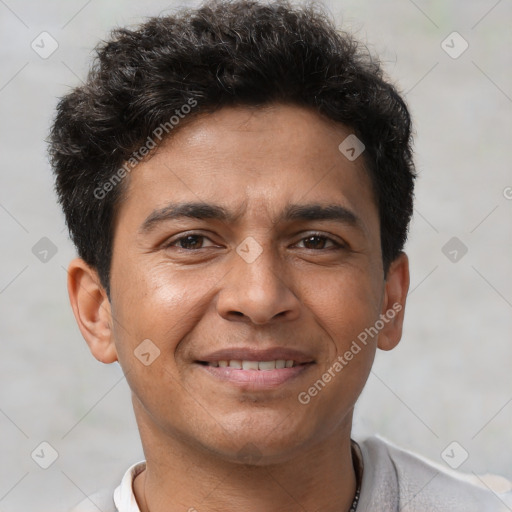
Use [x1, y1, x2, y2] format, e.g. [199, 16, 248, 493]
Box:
[67, 258, 118, 364]
[377, 252, 410, 352]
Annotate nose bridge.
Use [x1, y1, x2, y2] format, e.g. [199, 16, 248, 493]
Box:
[217, 236, 299, 324]
[238, 238, 281, 294]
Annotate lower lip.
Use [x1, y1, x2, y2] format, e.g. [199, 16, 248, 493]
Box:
[198, 364, 313, 389]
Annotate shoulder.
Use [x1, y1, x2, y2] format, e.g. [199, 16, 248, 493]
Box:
[356, 436, 512, 512]
[69, 488, 117, 512]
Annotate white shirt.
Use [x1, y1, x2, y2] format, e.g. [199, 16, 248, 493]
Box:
[70, 436, 512, 512]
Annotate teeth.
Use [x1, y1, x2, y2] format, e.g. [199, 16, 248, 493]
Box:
[242, 360, 259, 370]
[208, 359, 298, 369]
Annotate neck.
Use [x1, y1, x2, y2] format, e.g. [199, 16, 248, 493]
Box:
[132, 403, 357, 512]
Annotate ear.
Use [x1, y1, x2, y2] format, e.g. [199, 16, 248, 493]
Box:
[67, 258, 118, 364]
[377, 252, 410, 352]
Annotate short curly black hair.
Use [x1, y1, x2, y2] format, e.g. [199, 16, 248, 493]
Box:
[49, 0, 415, 297]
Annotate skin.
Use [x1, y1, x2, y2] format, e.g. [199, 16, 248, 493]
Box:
[67, 104, 409, 512]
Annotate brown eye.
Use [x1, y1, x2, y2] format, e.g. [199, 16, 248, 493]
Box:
[176, 235, 205, 249]
[165, 233, 218, 250]
[297, 235, 338, 250]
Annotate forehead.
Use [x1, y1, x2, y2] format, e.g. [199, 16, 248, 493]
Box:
[117, 104, 377, 231]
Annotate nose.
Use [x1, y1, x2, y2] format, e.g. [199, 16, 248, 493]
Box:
[216, 242, 301, 325]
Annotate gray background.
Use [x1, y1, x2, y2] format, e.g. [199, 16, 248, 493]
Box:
[0, 0, 511, 510]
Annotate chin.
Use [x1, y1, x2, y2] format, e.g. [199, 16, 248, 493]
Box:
[203, 415, 316, 465]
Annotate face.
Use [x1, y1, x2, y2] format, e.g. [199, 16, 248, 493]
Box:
[74, 104, 408, 464]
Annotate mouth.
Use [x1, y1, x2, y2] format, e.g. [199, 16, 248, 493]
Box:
[197, 359, 303, 369]
[194, 348, 315, 389]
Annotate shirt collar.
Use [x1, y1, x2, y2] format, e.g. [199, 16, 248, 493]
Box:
[113, 460, 146, 512]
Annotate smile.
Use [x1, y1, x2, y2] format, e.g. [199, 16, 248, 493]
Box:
[196, 360, 314, 389]
[200, 359, 300, 369]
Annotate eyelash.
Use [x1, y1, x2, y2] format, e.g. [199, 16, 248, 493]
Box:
[163, 232, 345, 251]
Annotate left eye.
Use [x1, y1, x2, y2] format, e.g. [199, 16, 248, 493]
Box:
[295, 235, 339, 250]
[167, 234, 216, 250]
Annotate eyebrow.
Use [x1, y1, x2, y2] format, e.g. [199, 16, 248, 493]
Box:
[139, 201, 360, 234]
[139, 202, 238, 233]
[283, 203, 358, 225]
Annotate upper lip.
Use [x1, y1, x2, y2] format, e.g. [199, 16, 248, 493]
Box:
[196, 347, 315, 364]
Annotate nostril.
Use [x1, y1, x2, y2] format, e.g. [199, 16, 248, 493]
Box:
[229, 311, 245, 317]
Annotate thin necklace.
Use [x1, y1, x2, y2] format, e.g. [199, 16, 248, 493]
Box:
[349, 440, 364, 512]
[349, 483, 361, 512]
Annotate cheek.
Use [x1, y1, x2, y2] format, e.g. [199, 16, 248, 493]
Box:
[108, 267, 213, 420]
[110, 263, 221, 363]
[296, 270, 381, 427]
[299, 265, 383, 353]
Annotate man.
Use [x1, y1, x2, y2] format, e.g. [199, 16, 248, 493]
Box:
[49, 1, 511, 510]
